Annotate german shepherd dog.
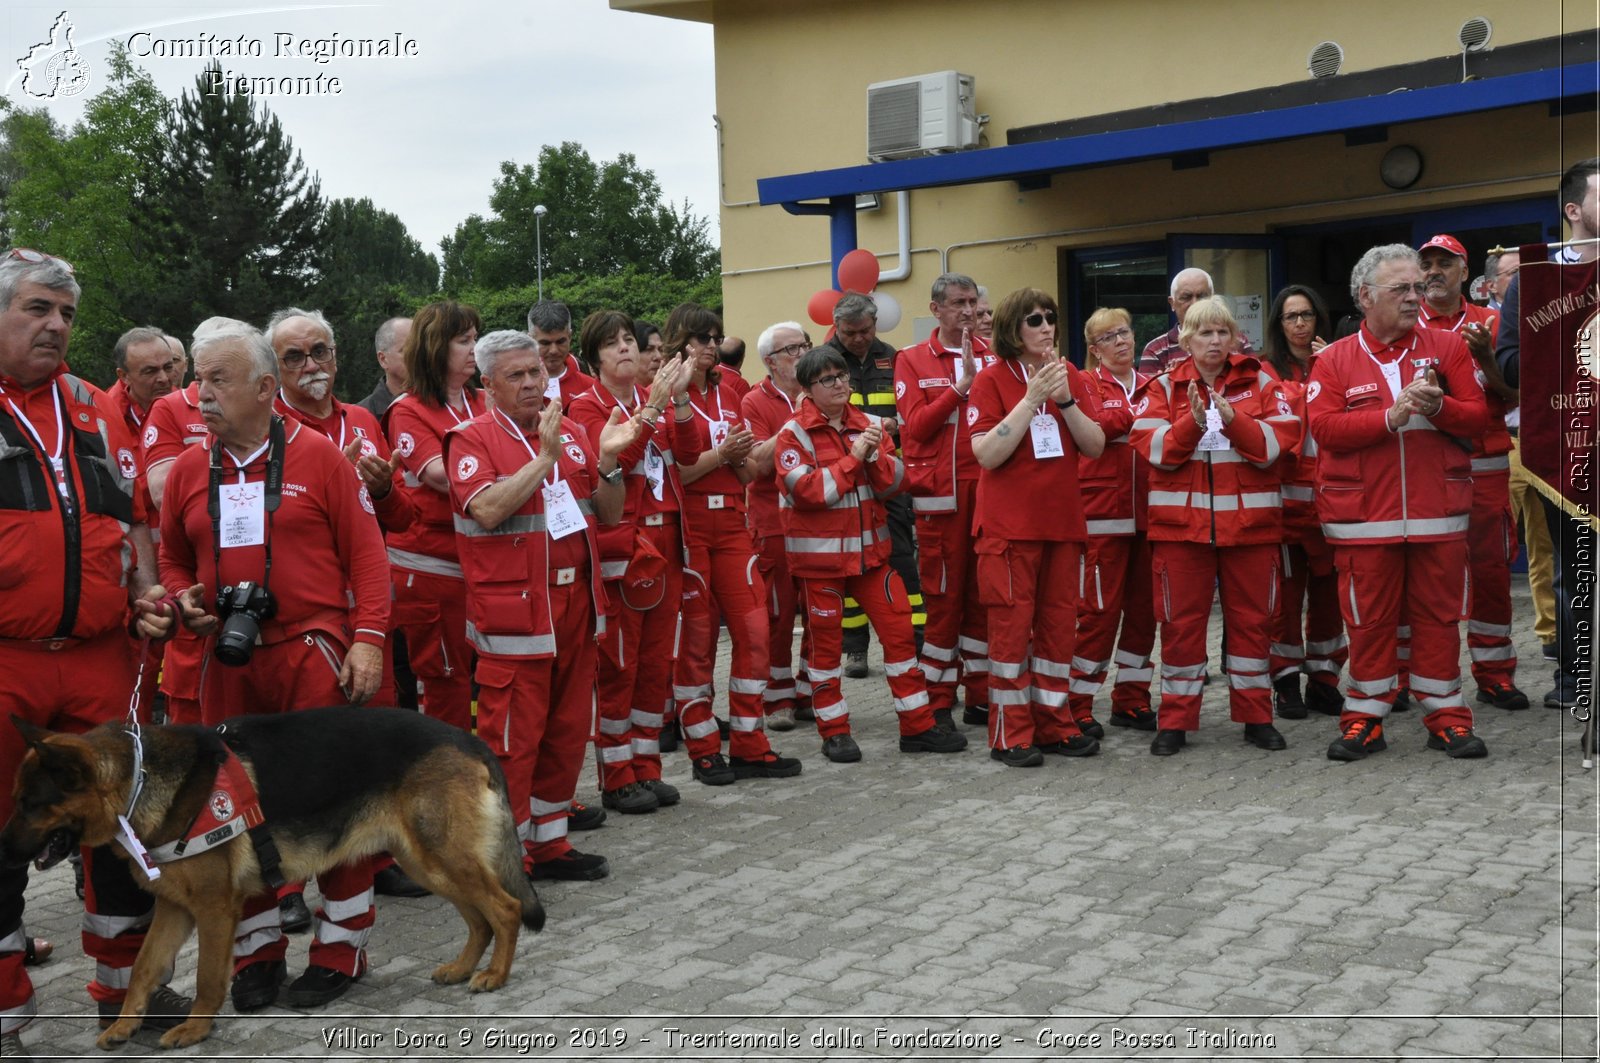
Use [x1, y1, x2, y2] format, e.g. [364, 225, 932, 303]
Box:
[0, 706, 545, 1050]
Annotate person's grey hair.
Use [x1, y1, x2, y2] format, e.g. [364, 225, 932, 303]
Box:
[1484, 251, 1502, 276]
[475, 329, 539, 379]
[1170, 268, 1214, 299]
[0, 253, 81, 313]
[113, 326, 169, 371]
[374, 316, 409, 354]
[977, 285, 988, 299]
[930, 272, 978, 304]
[756, 321, 806, 360]
[833, 291, 878, 325]
[264, 306, 336, 348]
[192, 320, 277, 383]
[1350, 244, 1420, 302]
[526, 300, 572, 334]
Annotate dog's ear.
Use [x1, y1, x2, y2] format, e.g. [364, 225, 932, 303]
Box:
[19, 731, 96, 794]
[11, 715, 52, 751]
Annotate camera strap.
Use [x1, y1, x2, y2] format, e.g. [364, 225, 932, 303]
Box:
[208, 416, 286, 601]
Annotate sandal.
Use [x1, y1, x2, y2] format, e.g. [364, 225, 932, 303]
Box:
[23, 936, 53, 966]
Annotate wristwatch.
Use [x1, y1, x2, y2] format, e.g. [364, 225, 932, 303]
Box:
[598, 466, 624, 485]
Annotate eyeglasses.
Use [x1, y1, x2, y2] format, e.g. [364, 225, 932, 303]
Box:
[811, 372, 850, 389]
[1023, 310, 1058, 328]
[1370, 282, 1427, 297]
[1092, 326, 1132, 345]
[7, 247, 74, 274]
[772, 341, 812, 359]
[690, 332, 726, 346]
[281, 343, 337, 370]
[1281, 311, 1318, 324]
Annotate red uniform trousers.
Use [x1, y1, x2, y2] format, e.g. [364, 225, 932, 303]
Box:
[474, 583, 595, 865]
[753, 532, 809, 717]
[1151, 541, 1277, 731]
[916, 480, 991, 713]
[979, 539, 1085, 748]
[0, 631, 152, 1027]
[802, 566, 933, 739]
[1270, 536, 1348, 691]
[1465, 468, 1518, 690]
[1334, 540, 1473, 731]
[160, 631, 204, 725]
[674, 506, 773, 760]
[1068, 535, 1156, 724]
[595, 520, 683, 789]
[203, 632, 375, 980]
[390, 568, 472, 731]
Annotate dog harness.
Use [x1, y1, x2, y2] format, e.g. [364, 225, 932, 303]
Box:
[146, 747, 265, 864]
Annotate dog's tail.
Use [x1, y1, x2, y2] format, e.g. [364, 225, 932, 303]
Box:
[485, 765, 546, 933]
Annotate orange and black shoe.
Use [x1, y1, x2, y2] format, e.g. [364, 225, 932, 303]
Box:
[1426, 725, 1489, 759]
[1327, 717, 1386, 762]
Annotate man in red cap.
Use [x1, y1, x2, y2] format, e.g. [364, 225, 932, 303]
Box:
[1415, 234, 1526, 713]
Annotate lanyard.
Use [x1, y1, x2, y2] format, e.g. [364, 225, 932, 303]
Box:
[280, 393, 346, 449]
[690, 382, 725, 424]
[219, 436, 272, 483]
[491, 407, 561, 487]
[443, 391, 480, 425]
[3, 385, 71, 503]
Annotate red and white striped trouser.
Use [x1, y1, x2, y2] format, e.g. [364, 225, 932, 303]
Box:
[595, 521, 683, 789]
[1466, 468, 1517, 690]
[390, 567, 473, 731]
[1270, 535, 1348, 689]
[801, 566, 932, 739]
[753, 533, 809, 716]
[977, 538, 1085, 749]
[1068, 534, 1155, 722]
[915, 480, 990, 714]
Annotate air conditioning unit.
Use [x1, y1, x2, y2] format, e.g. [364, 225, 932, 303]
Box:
[867, 71, 980, 161]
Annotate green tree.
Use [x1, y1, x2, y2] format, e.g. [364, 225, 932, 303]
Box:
[136, 60, 324, 335]
[0, 46, 166, 384]
[440, 142, 718, 291]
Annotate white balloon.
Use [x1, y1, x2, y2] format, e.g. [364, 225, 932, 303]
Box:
[871, 291, 902, 331]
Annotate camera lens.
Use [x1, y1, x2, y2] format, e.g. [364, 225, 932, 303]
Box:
[214, 612, 259, 667]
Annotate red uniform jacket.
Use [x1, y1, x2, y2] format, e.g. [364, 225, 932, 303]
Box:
[159, 418, 390, 648]
[142, 383, 206, 472]
[550, 356, 596, 407]
[383, 389, 486, 576]
[1129, 354, 1300, 547]
[894, 331, 996, 515]
[568, 383, 705, 578]
[1417, 299, 1511, 465]
[1306, 324, 1488, 544]
[275, 394, 413, 534]
[1078, 365, 1150, 536]
[968, 358, 1097, 543]
[0, 372, 144, 640]
[741, 377, 800, 540]
[774, 400, 904, 578]
[444, 407, 607, 658]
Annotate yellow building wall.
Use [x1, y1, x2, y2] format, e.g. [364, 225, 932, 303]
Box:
[616, 0, 1600, 355]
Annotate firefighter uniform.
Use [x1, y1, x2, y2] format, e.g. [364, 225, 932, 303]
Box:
[894, 331, 995, 717]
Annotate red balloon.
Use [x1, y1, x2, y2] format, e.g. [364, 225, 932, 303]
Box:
[808, 288, 843, 326]
[838, 248, 880, 293]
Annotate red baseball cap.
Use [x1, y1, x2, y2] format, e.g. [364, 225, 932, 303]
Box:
[1418, 234, 1467, 260]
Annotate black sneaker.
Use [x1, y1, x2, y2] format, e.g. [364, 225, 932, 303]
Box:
[1273, 675, 1307, 720]
[529, 849, 610, 881]
[658, 721, 680, 754]
[1078, 717, 1106, 740]
[279, 891, 312, 934]
[1038, 735, 1100, 757]
[230, 959, 287, 1013]
[932, 707, 956, 732]
[899, 725, 968, 753]
[989, 745, 1043, 767]
[1476, 683, 1530, 711]
[1243, 722, 1288, 750]
[1305, 681, 1345, 716]
[961, 703, 990, 726]
[600, 783, 659, 814]
[822, 734, 862, 763]
[730, 750, 803, 778]
[1110, 705, 1157, 731]
[286, 965, 359, 1008]
[795, 702, 816, 722]
[99, 984, 192, 1031]
[1426, 725, 1489, 758]
[640, 778, 680, 806]
[1149, 729, 1187, 756]
[691, 753, 736, 786]
[1545, 686, 1580, 710]
[1543, 642, 1559, 662]
[844, 652, 869, 679]
[568, 801, 606, 831]
[1391, 687, 1411, 712]
[1327, 717, 1386, 761]
[373, 865, 430, 898]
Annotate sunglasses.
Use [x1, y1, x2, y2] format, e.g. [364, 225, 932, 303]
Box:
[691, 332, 726, 346]
[7, 247, 75, 275]
[1024, 310, 1058, 328]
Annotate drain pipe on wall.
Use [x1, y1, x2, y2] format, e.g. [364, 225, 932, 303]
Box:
[713, 115, 761, 209]
[722, 189, 932, 281]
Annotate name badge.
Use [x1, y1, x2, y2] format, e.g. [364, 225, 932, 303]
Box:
[710, 419, 730, 449]
[1030, 411, 1063, 459]
[542, 479, 586, 540]
[644, 444, 665, 501]
[707, 495, 726, 510]
[544, 375, 561, 400]
[1378, 361, 1402, 401]
[1197, 407, 1232, 452]
[219, 482, 266, 548]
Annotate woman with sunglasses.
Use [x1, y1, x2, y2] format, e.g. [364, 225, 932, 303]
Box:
[1129, 297, 1302, 757]
[569, 310, 698, 813]
[1066, 307, 1157, 738]
[381, 300, 485, 733]
[1261, 286, 1346, 720]
[969, 290, 1106, 766]
[666, 303, 802, 785]
[774, 347, 968, 763]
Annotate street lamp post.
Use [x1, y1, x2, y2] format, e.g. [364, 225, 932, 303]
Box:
[534, 204, 548, 301]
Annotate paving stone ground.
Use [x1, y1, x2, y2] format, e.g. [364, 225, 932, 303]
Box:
[13, 586, 1598, 1062]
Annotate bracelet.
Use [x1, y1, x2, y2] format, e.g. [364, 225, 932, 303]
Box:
[643, 403, 662, 418]
[1061, 397, 1077, 410]
[673, 396, 691, 408]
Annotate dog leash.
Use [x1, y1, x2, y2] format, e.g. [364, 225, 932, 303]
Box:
[114, 592, 182, 881]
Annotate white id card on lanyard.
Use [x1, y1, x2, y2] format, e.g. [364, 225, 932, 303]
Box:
[541, 479, 585, 539]
[219, 482, 266, 548]
[1378, 360, 1403, 401]
[1197, 407, 1232, 452]
[1030, 410, 1064, 459]
[709, 419, 730, 449]
[544, 374, 561, 400]
[644, 444, 665, 501]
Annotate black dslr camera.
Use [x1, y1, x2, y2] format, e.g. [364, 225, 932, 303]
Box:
[214, 581, 276, 666]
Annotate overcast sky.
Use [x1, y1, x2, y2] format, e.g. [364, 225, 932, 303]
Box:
[4, 0, 719, 257]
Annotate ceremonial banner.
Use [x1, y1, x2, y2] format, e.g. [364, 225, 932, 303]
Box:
[1517, 244, 1599, 516]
